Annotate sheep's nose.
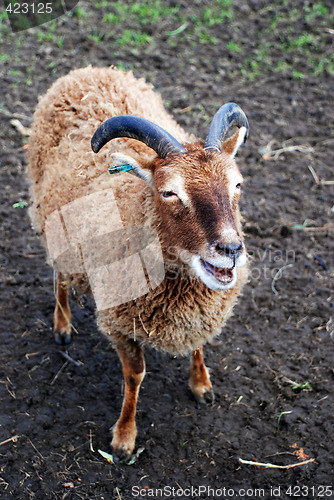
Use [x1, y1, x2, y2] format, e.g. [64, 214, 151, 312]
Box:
[216, 242, 242, 257]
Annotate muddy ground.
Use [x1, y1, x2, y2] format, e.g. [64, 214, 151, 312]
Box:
[0, 0, 333, 498]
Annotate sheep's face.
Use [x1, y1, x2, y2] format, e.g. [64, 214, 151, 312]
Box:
[153, 146, 246, 291]
[109, 126, 248, 292]
[93, 103, 249, 291]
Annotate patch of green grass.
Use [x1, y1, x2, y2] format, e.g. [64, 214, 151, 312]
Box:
[48, 61, 58, 74]
[102, 0, 180, 27]
[241, 59, 261, 81]
[102, 0, 180, 48]
[13, 200, 28, 209]
[311, 53, 334, 76]
[304, 2, 329, 20]
[72, 6, 87, 19]
[266, 7, 300, 33]
[292, 381, 312, 391]
[237, 0, 334, 82]
[57, 35, 65, 48]
[8, 69, 20, 77]
[93, 0, 110, 7]
[0, 9, 10, 36]
[284, 32, 316, 51]
[116, 61, 134, 72]
[189, 0, 234, 46]
[201, 2, 233, 25]
[102, 12, 119, 25]
[199, 33, 217, 45]
[87, 27, 104, 43]
[269, 14, 280, 30]
[274, 59, 291, 73]
[226, 41, 242, 53]
[277, 410, 292, 431]
[102, 0, 235, 48]
[193, 26, 217, 45]
[36, 27, 64, 47]
[0, 53, 10, 63]
[129, 0, 180, 24]
[0, 10, 8, 24]
[292, 71, 304, 79]
[116, 29, 152, 47]
[37, 23, 57, 43]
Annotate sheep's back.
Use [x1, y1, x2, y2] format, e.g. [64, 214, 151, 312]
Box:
[27, 66, 190, 235]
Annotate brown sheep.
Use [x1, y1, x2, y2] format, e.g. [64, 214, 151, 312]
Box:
[27, 66, 249, 462]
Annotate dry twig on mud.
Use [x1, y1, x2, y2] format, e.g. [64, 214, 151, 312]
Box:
[115, 487, 123, 500]
[308, 164, 320, 184]
[0, 108, 32, 122]
[10, 119, 31, 136]
[58, 350, 83, 367]
[89, 429, 95, 452]
[239, 457, 315, 469]
[308, 164, 334, 185]
[0, 435, 19, 447]
[271, 264, 293, 296]
[260, 139, 314, 160]
[51, 361, 69, 386]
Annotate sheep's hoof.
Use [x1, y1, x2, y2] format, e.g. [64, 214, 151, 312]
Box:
[189, 378, 215, 405]
[111, 436, 135, 464]
[189, 383, 215, 405]
[54, 328, 71, 345]
[111, 421, 136, 463]
[195, 387, 215, 405]
[111, 443, 133, 464]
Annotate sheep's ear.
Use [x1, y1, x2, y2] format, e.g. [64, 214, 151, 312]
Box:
[109, 153, 154, 186]
[221, 126, 248, 158]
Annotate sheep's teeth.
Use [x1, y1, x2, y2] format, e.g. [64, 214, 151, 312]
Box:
[201, 260, 234, 283]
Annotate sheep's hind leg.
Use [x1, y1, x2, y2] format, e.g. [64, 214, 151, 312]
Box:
[111, 338, 145, 462]
[189, 346, 214, 404]
[53, 272, 72, 345]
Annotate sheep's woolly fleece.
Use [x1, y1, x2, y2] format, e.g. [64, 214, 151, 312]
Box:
[27, 66, 248, 355]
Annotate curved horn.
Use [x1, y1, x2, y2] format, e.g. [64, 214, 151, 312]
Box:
[91, 115, 186, 158]
[204, 102, 249, 152]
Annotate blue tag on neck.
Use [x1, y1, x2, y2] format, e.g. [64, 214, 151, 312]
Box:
[108, 164, 134, 175]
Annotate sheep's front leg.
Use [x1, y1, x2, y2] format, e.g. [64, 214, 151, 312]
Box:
[189, 346, 214, 403]
[112, 338, 145, 462]
[53, 272, 72, 345]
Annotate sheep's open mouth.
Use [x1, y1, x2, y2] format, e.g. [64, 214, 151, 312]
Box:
[200, 259, 234, 284]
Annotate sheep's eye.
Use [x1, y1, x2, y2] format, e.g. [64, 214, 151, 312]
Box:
[161, 191, 177, 199]
[236, 183, 242, 190]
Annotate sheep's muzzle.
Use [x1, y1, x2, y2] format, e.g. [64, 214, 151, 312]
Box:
[200, 259, 234, 284]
